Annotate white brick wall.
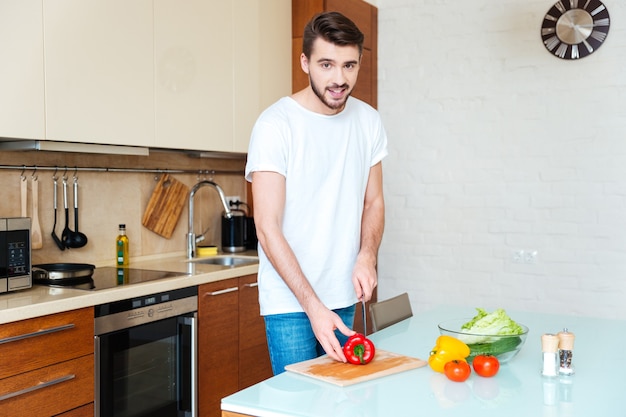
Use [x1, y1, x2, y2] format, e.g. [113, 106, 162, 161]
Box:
[377, 0, 626, 319]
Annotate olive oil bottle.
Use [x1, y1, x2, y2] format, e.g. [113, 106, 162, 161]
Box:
[116, 224, 129, 267]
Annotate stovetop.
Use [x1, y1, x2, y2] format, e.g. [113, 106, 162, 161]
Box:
[34, 267, 187, 291]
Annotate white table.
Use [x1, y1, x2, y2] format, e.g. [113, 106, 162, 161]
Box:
[222, 306, 621, 416]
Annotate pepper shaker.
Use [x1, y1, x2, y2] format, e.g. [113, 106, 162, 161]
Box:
[557, 329, 575, 375]
[541, 333, 559, 377]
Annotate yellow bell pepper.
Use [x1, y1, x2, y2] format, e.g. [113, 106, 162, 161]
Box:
[428, 335, 470, 373]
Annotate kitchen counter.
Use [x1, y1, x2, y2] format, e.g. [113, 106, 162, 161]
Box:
[0, 253, 258, 325]
[222, 306, 621, 416]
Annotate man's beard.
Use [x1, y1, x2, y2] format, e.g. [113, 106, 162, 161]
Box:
[309, 75, 351, 112]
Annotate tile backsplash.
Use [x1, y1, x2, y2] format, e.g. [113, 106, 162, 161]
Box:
[0, 148, 247, 266]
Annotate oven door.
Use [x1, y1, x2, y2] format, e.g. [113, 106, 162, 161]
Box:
[95, 312, 197, 417]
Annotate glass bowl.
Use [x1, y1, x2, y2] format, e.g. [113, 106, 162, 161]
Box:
[438, 318, 529, 363]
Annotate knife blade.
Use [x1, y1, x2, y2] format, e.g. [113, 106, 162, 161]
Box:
[361, 298, 367, 337]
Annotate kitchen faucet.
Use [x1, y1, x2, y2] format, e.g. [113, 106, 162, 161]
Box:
[187, 180, 233, 259]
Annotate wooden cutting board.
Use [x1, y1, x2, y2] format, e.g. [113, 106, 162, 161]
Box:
[142, 174, 189, 239]
[285, 350, 427, 387]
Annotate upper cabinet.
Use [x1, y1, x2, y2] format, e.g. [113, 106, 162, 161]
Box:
[232, 0, 292, 153]
[154, 0, 291, 153]
[44, 0, 155, 146]
[0, 0, 291, 153]
[292, 0, 377, 108]
[0, 0, 45, 140]
[154, 0, 233, 152]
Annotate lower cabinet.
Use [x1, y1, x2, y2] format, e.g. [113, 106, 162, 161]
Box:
[57, 404, 94, 417]
[198, 274, 272, 417]
[198, 278, 239, 417]
[0, 307, 94, 417]
[238, 275, 272, 390]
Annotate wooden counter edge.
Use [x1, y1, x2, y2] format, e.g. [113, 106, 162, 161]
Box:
[223, 411, 254, 417]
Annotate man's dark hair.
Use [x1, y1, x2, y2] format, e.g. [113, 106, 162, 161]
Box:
[302, 12, 364, 59]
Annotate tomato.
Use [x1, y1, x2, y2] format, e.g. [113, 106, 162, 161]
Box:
[444, 360, 471, 382]
[472, 354, 500, 377]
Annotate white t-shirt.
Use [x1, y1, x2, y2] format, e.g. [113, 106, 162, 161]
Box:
[245, 96, 388, 316]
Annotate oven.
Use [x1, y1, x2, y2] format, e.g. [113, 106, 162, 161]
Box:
[94, 286, 198, 417]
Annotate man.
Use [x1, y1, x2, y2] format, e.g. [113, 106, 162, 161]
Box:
[245, 11, 388, 375]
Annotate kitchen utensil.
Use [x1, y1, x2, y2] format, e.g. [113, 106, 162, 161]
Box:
[51, 176, 65, 251]
[142, 174, 189, 239]
[30, 175, 43, 249]
[32, 263, 95, 281]
[61, 176, 72, 248]
[438, 318, 529, 363]
[285, 349, 426, 387]
[70, 176, 88, 248]
[228, 201, 257, 250]
[244, 215, 257, 249]
[20, 174, 27, 217]
[362, 298, 367, 336]
[222, 209, 246, 253]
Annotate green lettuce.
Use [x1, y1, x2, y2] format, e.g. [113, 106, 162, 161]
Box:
[458, 308, 524, 344]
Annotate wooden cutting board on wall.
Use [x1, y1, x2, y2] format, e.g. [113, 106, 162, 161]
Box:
[285, 350, 426, 387]
[142, 174, 189, 238]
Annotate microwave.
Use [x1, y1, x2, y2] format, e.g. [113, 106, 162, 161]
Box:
[0, 217, 32, 294]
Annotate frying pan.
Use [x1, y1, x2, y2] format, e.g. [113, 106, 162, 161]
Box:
[32, 263, 95, 281]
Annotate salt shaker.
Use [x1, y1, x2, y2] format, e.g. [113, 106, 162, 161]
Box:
[541, 333, 559, 377]
[557, 329, 575, 375]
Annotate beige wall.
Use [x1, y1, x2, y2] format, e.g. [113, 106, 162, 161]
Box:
[0, 149, 247, 266]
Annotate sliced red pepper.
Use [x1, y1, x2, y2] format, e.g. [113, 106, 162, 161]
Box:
[343, 333, 376, 365]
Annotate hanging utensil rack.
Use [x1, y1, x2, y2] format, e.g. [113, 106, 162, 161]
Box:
[0, 164, 244, 176]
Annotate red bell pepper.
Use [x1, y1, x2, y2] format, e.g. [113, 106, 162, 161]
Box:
[343, 333, 376, 365]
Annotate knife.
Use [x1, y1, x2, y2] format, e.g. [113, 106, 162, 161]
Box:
[361, 298, 367, 337]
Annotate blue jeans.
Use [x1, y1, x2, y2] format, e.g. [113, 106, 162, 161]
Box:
[264, 304, 356, 375]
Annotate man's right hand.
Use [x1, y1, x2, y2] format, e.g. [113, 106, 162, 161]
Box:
[307, 304, 356, 363]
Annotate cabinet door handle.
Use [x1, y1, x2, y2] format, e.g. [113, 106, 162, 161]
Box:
[0, 374, 75, 401]
[0, 323, 75, 345]
[244, 282, 258, 288]
[205, 286, 238, 296]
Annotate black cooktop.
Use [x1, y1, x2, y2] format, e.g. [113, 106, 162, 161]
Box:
[34, 267, 187, 291]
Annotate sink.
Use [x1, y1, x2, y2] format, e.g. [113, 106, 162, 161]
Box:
[188, 256, 258, 267]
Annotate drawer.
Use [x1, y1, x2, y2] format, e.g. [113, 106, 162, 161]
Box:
[0, 354, 94, 417]
[0, 307, 94, 379]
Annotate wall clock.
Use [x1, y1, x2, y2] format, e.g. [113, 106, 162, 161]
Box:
[541, 0, 610, 60]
